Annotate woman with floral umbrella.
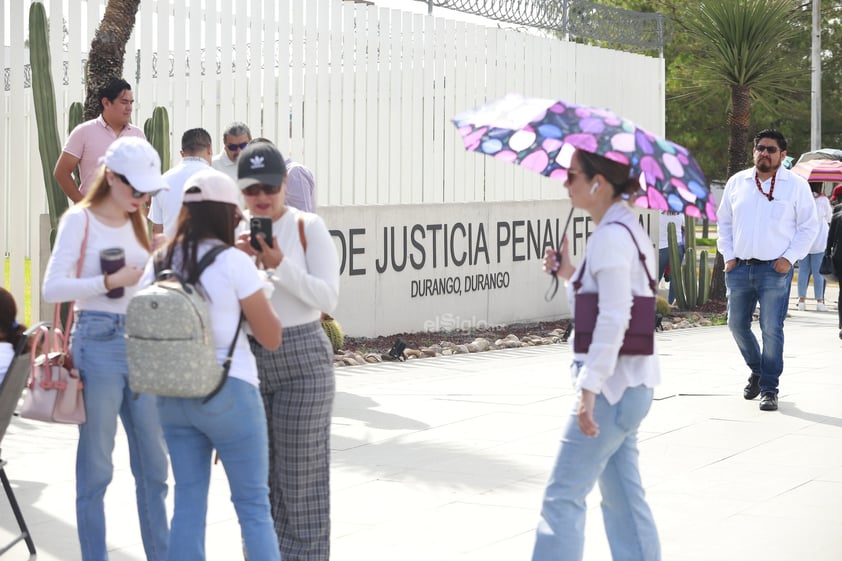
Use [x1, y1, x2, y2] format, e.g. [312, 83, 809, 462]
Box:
[533, 148, 661, 561]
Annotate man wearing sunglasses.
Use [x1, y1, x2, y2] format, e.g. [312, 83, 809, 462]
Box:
[212, 121, 252, 181]
[54, 78, 145, 203]
[717, 129, 819, 412]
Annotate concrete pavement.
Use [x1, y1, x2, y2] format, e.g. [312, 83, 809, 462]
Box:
[1, 284, 840, 560]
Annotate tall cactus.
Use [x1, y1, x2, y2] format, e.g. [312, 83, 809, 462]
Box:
[29, 1, 69, 244]
[144, 106, 171, 172]
[667, 219, 712, 309]
[667, 222, 686, 309]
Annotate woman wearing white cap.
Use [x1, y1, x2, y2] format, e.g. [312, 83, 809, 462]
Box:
[43, 137, 170, 561]
[143, 168, 282, 560]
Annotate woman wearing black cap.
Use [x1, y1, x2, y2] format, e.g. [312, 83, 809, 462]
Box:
[235, 140, 339, 561]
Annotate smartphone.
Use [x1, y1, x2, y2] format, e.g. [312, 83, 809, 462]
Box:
[249, 217, 274, 251]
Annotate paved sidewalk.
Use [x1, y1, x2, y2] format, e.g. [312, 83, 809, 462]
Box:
[1, 285, 840, 560]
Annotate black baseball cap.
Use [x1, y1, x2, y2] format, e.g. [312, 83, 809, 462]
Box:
[237, 141, 287, 189]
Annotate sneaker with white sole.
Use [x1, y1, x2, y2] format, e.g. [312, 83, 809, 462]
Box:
[817, 302, 827, 312]
[797, 301, 806, 311]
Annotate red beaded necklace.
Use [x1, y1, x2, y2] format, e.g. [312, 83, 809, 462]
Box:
[754, 173, 775, 201]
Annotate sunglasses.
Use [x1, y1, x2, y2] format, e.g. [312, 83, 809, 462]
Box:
[565, 169, 586, 185]
[242, 183, 283, 197]
[115, 173, 162, 198]
[226, 142, 249, 152]
[754, 145, 779, 154]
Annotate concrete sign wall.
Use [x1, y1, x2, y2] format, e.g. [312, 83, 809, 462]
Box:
[321, 201, 657, 337]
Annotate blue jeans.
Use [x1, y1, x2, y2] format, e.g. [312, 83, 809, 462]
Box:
[725, 261, 793, 394]
[532, 385, 660, 561]
[658, 245, 684, 304]
[156, 378, 280, 561]
[797, 252, 825, 300]
[71, 311, 169, 561]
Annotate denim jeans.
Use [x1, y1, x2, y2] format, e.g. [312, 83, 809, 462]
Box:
[532, 385, 660, 561]
[658, 245, 684, 304]
[797, 252, 825, 300]
[156, 378, 280, 561]
[725, 261, 793, 394]
[72, 311, 169, 561]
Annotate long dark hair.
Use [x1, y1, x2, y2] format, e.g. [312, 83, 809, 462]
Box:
[0, 287, 26, 349]
[578, 151, 640, 198]
[158, 195, 240, 281]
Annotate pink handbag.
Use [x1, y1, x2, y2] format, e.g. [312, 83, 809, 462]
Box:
[19, 211, 89, 424]
[19, 323, 86, 424]
[572, 222, 657, 356]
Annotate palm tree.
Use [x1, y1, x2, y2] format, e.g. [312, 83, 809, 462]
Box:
[679, 0, 804, 299]
[83, 0, 141, 120]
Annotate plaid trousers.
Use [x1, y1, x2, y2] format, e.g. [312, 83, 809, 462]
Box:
[250, 320, 335, 561]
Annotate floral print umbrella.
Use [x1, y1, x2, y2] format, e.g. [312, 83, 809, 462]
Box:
[453, 94, 716, 221]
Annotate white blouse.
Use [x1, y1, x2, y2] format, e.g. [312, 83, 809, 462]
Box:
[566, 201, 661, 405]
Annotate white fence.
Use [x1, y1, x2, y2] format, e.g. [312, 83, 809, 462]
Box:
[2, 0, 664, 323]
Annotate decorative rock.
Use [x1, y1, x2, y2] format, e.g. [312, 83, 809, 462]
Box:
[453, 344, 470, 354]
[405, 348, 422, 358]
[471, 338, 491, 352]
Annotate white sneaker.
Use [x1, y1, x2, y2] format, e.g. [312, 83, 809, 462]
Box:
[817, 302, 827, 312]
[797, 302, 806, 311]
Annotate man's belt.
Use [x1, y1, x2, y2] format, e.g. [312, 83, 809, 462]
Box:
[736, 258, 775, 265]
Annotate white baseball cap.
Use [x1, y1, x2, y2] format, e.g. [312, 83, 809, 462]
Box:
[99, 137, 168, 193]
[182, 169, 240, 206]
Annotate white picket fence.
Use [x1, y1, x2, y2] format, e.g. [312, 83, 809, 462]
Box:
[1, 0, 664, 322]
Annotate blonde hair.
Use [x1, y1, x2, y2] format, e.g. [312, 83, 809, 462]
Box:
[79, 166, 151, 252]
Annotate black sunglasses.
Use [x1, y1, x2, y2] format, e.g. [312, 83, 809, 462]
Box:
[115, 173, 162, 198]
[226, 142, 249, 152]
[242, 183, 283, 197]
[754, 145, 779, 154]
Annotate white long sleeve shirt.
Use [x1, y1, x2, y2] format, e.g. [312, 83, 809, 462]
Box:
[43, 206, 149, 314]
[717, 166, 819, 264]
[252, 206, 339, 327]
[567, 201, 661, 405]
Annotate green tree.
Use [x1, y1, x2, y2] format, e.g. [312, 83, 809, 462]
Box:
[83, 0, 141, 120]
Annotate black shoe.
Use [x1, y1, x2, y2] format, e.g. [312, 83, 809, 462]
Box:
[838, 328, 842, 340]
[743, 375, 760, 400]
[759, 392, 778, 411]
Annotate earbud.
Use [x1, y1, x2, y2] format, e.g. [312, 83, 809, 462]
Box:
[590, 183, 599, 194]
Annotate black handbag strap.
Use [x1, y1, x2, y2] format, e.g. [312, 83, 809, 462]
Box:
[572, 221, 657, 295]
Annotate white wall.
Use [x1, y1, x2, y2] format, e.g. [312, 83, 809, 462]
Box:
[321, 201, 659, 337]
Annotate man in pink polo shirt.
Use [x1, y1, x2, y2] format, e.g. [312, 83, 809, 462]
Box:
[54, 78, 146, 203]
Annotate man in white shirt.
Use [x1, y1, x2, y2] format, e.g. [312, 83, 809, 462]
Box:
[211, 122, 251, 181]
[717, 129, 819, 411]
[150, 128, 213, 238]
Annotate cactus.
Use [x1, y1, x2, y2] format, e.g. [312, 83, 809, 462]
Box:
[655, 295, 670, 316]
[667, 219, 712, 309]
[68, 101, 83, 134]
[667, 222, 686, 308]
[143, 106, 170, 172]
[29, 1, 69, 245]
[697, 249, 710, 306]
[66, 101, 84, 187]
[684, 246, 697, 308]
[321, 314, 344, 353]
